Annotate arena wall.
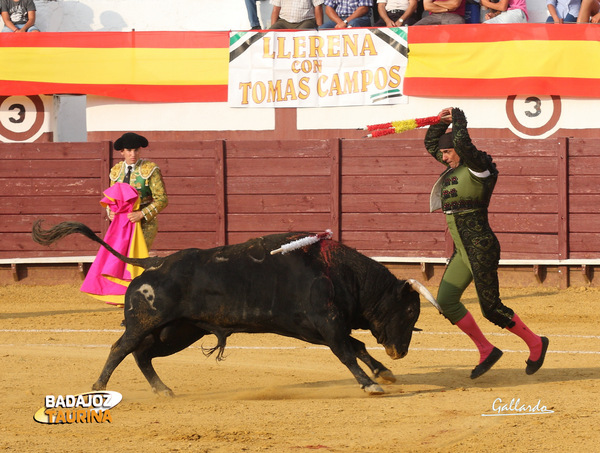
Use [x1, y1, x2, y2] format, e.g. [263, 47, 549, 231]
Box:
[1, 137, 598, 288]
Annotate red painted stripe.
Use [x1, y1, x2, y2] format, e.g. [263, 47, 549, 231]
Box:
[408, 23, 600, 44]
[403, 77, 600, 98]
[0, 31, 229, 49]
[0, 81, 228, 102]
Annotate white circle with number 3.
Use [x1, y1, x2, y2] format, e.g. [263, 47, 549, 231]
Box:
[506, 95, 561, 139]
[0, 95, 47, 142]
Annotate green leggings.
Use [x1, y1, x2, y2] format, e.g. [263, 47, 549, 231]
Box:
[437, 213, 514, 328]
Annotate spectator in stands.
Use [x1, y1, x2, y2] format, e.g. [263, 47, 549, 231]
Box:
[1, 0, 40, 32]
[413, 0, 466, 25]
[423, 107, 549, 379]
[320, 0, 373, 28]
[480, 0, 528, 22]
[374, 0, 419, 25]
[546, 0, 580, 22]
[245, 0, 269, 30]
[108, 133, 168, 250]
[577, 0, 599, 22]
[270, 0, 324, 29]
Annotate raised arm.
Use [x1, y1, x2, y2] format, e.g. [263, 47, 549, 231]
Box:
[452, 108, 495, 173]
[424, 111, 451, 165]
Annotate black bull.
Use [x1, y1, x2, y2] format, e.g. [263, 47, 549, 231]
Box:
[32, 221, 440, 395]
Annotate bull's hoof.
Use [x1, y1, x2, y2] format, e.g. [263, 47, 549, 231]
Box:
[92, 381, 106, 391]
[152, 387, 175, 397]
[375, 369, 397, 384]
[363, 384, 385, 395]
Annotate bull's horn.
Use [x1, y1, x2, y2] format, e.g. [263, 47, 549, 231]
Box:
[407, 279, 442, 314]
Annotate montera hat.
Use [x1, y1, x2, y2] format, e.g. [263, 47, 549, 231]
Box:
[438, 132, 454, 149]
[114, 132, 149, 151]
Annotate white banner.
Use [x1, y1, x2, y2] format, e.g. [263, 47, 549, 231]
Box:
[228, 28, 409, 108]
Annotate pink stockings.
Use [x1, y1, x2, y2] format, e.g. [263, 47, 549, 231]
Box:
[456, 312, 543, 362]
[455, 312, 495, 364]
[507, 314, 543, 361]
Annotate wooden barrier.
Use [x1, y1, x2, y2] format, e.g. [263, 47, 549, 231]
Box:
[1, 137, 598, 287]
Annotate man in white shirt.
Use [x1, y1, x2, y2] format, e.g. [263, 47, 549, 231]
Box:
[374, 0, 419, 26]
[270, 0, 324, 29]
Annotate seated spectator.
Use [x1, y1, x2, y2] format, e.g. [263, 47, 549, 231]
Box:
[546, 0, 580, 22]
[413, 0, 466, 24]
[481, 0, 528, 23]
[1, 0, 40, 32]
[374, 0, 419, 25]
[270, 0, 324, 29]
[245, 0, 269, 30]
[320, 0, 373, 28]
[577, 0, 599, 22]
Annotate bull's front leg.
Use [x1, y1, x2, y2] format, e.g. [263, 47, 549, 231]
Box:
[349, 337, 396, 384]
[309, 277, 383, 394]
[328, 340, 384, 395]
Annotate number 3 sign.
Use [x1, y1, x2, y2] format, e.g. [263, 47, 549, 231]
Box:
[506, 95, 561, 139]
[0, 95, 46, 142]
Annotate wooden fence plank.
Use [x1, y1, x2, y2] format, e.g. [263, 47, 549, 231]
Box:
[227, 157, 332, 176]
[160, 159, 220, 177]
[0, 214, 100, 233]
[0, 142, 106, 160]
[341, 231, 448, 256]
[342, 193, 432, 213]
[0, 179, 102, 196]
[489, 213, 558, 233]
[2, 160, 102, 177]
[158, 213, 218, 232]
[227, 176, 331, 194]
[227, 213, 333, 232]
[490, 194, 558, 213]
[228, 194, 331, 213]
[1, 137, 599, 266]
[343, 213, 445, 232]
[569, 233, 600, 256]
[161, 196, 217, 213]
[3, 196, 101, 214]
[225, 140, 333, 158]
[151, 232, 219, 251]
[495, 233, 559, 256]
[160, 177, 216, 195]
[569, 214, 600, 232]
[4, 233, 100, 257]
[342, 156, 439, 176]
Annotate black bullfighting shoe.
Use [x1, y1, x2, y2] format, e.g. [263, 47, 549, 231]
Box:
[470, 347, 503, 379]
[525, 336, 549, 375]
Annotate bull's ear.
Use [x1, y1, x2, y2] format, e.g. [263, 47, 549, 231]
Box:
[396, 279, 413, 296]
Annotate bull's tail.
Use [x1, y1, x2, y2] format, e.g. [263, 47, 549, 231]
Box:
[32, 220, 161, 270]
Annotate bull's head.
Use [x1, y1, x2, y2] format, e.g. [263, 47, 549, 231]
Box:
[381, 279, 441, 360]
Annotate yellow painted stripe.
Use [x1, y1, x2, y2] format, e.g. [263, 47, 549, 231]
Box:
[407, 41, 600, 79]
[0, 47, 229, 85]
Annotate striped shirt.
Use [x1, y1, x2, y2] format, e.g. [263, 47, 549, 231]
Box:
[324, 0, 372, 17]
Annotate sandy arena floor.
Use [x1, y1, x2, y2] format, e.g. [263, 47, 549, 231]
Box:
[1, 284, 599, 452]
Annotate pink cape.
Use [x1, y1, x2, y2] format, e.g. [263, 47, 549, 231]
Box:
[80, 183, 148, 306]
